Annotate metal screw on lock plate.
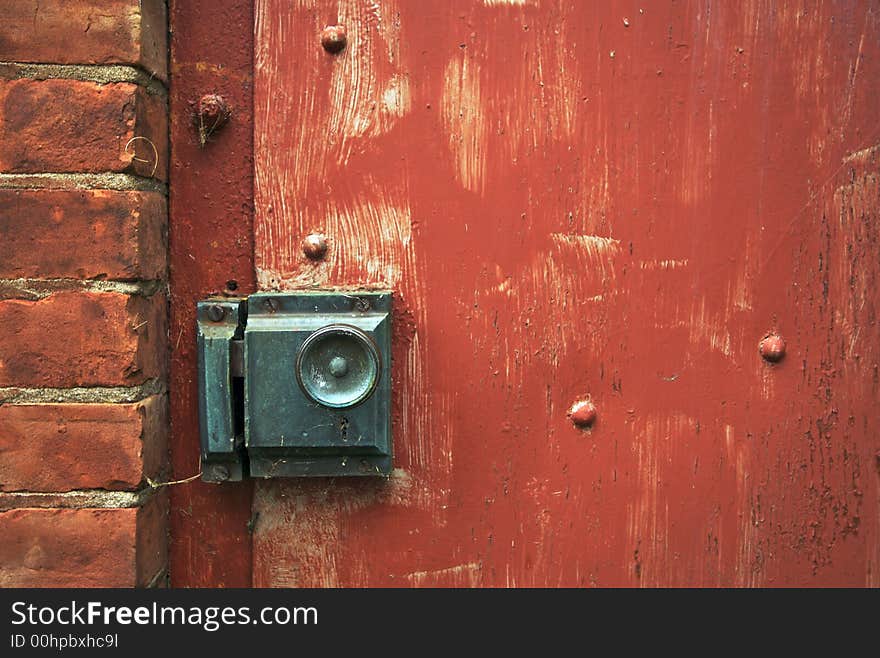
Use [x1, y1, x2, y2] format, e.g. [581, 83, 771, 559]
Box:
[206, 304, 226, 322]
[206, 464, 229, 482]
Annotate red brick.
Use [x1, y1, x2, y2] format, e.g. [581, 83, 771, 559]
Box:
[0, 396, 167, 492]
[0, 79, 167, 180]
[0, 495, 167, 587]
[0, 1, 167, 81]
[0, 189, 166, 280]
[0, 291, 166, 387]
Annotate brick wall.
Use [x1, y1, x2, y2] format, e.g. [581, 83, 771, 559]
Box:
[0, 1, 169, 587]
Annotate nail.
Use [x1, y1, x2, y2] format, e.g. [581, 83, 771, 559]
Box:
[759, 333, 786, 363]
[196, 94, 230, 146]
[568, 399, 597, 429]
[321, 25, 347, 54]
[303, 233, 329, 260]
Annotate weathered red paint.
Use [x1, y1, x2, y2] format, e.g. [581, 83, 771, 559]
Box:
[168, 0, 255, 587]
[249, 0, 880, 588]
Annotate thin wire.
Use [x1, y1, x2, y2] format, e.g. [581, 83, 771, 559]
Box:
[124, 136, 159, 178]
[146, 472, 202, 489]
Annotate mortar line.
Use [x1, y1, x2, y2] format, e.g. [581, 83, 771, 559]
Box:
[0, 62, 167, 95]
[0, 487, 156, 511]
[0, 278, 166, 300]
[0, 172, 166, 194]
[0, 379, 166, 405]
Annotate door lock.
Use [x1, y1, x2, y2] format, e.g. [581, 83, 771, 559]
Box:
[197, 292, 392, 481]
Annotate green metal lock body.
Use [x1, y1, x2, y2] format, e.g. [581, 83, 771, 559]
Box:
[196, 292, 392, 481]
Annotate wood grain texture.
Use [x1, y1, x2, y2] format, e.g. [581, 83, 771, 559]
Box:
[253, 0, 880, 586]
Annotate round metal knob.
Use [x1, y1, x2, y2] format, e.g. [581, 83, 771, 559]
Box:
[296, 324, 381, 408]
[328, 356, 349, 378]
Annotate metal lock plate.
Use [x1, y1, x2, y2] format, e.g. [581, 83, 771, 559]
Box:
[196, 292, 392, 481]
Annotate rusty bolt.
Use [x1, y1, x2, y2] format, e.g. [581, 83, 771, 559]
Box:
[568, 399, 597, 429]
[196, 94, 231, 146]
[263, 298, 280, 313]
[759, 333, 786, 363]
[206, 304, 226, 322]
[321, 24, 347, 53]
[303, 233, 329, 260]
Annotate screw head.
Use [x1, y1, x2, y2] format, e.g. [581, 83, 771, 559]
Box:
[321, 25, 347, 53]
[759, 333, 786, 363]
[206, 304, 226, 322]
[354, 298, 371, 312]
[303, 233, 329, 260]
[209, 464, 230, 482]
[568, 399, 597, 429]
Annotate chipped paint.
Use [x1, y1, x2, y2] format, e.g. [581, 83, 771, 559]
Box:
[639, 259, 689, 271]
[405, 561, 482, 586]
[482, 0, 533, 6]
[441, 53, 487, 195]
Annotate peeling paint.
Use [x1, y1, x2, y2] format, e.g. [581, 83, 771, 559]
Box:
[405, 561, 482, 586]
[441, 53, 487, 195]
[482, 0, 533, 6]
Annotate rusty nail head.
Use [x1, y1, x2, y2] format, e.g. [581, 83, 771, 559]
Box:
[198, 94, 229, 123]
[263, 298, 280, 313]
[321, 25, 347, 53]
[568, 399, 597, 429]
[303, 233, 329, 260]
[759, 333, 786, 363]
[196, 94, 230, 146]
[206, 304, 226, 322]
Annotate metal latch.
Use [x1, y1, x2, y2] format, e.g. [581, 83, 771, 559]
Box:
[197, 292, 392, 482]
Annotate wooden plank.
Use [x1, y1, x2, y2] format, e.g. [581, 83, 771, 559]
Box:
[253, 0, 880, 586]
[168, 0, 255, 587]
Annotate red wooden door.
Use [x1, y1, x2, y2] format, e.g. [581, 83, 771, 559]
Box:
[171, 1, 880, 587]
